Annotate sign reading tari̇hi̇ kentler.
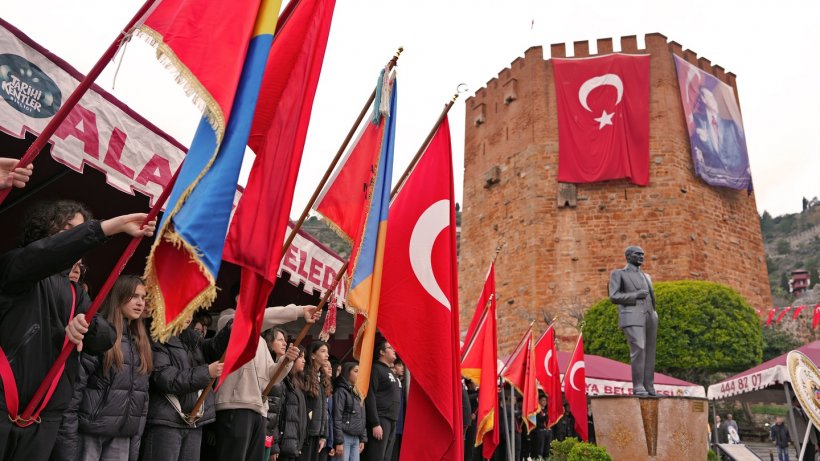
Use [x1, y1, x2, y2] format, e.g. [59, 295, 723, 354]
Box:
[673, 55, 752, 191]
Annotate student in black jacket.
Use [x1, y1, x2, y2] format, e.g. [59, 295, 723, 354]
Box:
[333, 362, 367, 461]
[363, 341, 401, 461]
[0, 200, 155, 460]
[276, 347, 308, 461]
[300, 341, 330, 461]
[139, 317, 231, 461]
[53, 275, 154, 461]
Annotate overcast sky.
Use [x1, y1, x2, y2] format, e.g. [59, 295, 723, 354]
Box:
[3, 1, 819, 217]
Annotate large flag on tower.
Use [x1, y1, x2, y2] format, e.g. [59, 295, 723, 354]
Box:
[220, 0, 336, 382]
[461, 263, 499, 458]
[534, 325, 563, 428]
[501, 327, 539, 433]
[553, 53, 650, 186]
[378, 117, 463, 461]
[140, 0, 286, 340]
[564, 334, 588, 441]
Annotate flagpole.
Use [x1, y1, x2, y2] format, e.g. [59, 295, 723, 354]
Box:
[19, 166, 180, 421]
[261, 261, 347, 397]
[498, 379, 513, 461]
[390, 85, 466, 199]
[507, 385, 516, 461]
[279, 48, 403, 255]
[0, 0, 159, 206]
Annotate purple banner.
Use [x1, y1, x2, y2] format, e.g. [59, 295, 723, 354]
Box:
[673, 55, 751, 190]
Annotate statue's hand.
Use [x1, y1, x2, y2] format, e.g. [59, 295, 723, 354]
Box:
[636, 290, 649, 299]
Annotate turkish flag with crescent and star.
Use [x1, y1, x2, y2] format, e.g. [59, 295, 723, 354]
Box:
[534, 325, 563, 428]
[378, 116, 463, 461]
[563, 334, 588, 441]
[553, 53, 650, 186]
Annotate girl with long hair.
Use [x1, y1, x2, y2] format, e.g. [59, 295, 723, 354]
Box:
[276, 346, 308, 461]
[265, 327, 299, 461]
[300, 341, 330, 461]
[332, 363, 367, 461]
[54, 275, 153, 460]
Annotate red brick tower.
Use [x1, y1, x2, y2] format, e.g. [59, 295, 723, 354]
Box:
[459, 34, 772, 352]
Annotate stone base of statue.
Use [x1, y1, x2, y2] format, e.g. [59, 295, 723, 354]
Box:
[590, 396, 708, 461]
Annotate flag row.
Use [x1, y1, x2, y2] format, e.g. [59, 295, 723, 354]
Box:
[764, 304, 820, 328]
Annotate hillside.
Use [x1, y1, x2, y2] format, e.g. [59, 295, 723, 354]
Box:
[761, 197, 820, 304]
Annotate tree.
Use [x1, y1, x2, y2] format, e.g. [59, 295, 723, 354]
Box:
[762, 327, 801, 362]
[584, 281, 762, 385]
[760, 210, 774, 237]
[777, 239, 791, 254]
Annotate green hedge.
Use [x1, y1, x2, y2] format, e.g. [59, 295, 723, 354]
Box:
[584, 280, 762, 383]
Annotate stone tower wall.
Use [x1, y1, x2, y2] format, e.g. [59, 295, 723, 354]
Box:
[460, 33, 772, 352]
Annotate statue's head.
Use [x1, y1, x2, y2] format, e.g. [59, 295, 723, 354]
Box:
[625, 246, 645, 267]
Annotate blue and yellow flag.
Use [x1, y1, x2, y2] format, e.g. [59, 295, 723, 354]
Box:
[348, 75, 397, 398]
[144, 0, 284, 340]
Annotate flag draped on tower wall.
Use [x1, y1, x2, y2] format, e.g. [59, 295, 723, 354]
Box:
[378, 117, 463, 461]
[313, 74, 397, 397]
[564, 334, 588, 441]
[461, 263, 499, 458]
[219, 0, 336, 382]
[501, 327, 539, 433]
[139, 0, 282, 340]
[553, 53, 650, 186]
[534, 325, 563, 428]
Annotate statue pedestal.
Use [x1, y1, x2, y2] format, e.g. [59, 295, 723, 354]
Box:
[590, 396, 708, 461]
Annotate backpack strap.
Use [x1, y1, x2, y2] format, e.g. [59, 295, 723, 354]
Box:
[1, 284, 77, 427]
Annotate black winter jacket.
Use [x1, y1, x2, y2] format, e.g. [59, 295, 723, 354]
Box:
[364, 361, 401, 427]
[332, 379, 367, 445]
[0, 220, 115, 421]
[52, 321, 150, 460]
[146, 325, 230, 429]
[266, 381, 286, 448]
[305, 373, 327, 437]
[275, 376, 307, 457]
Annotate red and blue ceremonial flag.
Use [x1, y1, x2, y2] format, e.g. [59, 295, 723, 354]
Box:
[140, 0, 282, 340]
[220, 0, 336, 381]
[313, 72, 397, 397]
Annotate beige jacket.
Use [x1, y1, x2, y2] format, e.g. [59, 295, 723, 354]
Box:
[214, 304, 304, 415]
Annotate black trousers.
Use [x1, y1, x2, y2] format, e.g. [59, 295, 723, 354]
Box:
[363, 417, 396, 461]
[1, 417, 60, 461]
[215, 409, 266, 461]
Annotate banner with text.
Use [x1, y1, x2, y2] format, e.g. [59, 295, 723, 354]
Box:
[279, 222, 347, 302]
[0, 18, 186, 206]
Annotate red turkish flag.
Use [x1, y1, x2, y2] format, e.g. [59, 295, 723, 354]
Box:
[812, 305, 820, 329]
[793, 305, 807, 319]
[534, 326, 563, 428]
[776, 306, 792, 324]
[501, 328, 539, 433]
[378, 117, 463, 461]
[553, 53, 650, 186]
[461, 263, 499, 459]
[563, 335, 588, 441]
[765, 307, 777, 327]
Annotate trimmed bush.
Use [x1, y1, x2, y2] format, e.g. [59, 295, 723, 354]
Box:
[567, 442, 612, 461]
